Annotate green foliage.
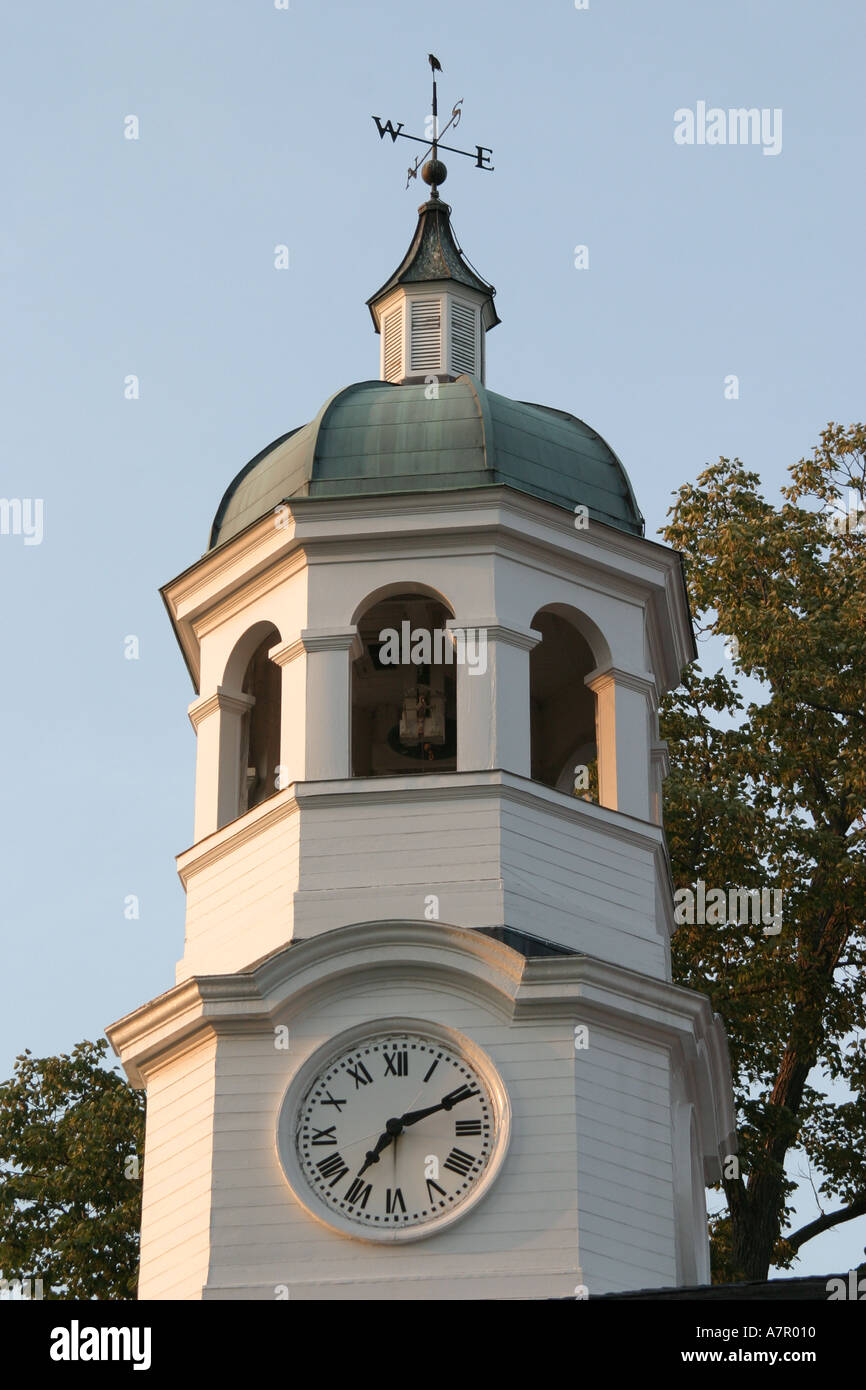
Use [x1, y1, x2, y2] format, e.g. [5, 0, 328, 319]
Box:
[0, 1039, 144, 1299]
[661, 423, 866, 1280]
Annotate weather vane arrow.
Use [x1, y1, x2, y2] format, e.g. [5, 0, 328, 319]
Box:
[372, 54, 494, 192]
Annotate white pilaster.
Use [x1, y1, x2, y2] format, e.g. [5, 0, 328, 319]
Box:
[188, 687, 256, 841]
[269, 637, 306, 788]
[650, 740, 671, 826]
[301, 627, 361, 782]
[448, 619, 541, 776]
[585, 666, 657, 822]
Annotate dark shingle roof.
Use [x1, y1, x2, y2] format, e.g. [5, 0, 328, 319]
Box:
[366, 195, 499, 329]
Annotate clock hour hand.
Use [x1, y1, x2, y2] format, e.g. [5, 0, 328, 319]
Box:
[356, 1116, 403, 1176]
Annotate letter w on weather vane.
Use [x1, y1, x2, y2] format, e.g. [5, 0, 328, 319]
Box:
[372, 54, 494, 189]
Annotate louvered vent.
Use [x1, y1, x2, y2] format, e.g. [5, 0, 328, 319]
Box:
[409, 299, 442, 372]
[383, 305, 403, 380]
[450, 302, 477, 376]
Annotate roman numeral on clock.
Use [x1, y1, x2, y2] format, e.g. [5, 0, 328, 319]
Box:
[311, 1125, 338, 1145]
[320, 1090, 347, 1111]
[346, 1060, 373, 1089]
[315, 1152, 349, 1187]
[345, 1178, 372, 1209]
[443, 1147, 477, 1177]
[455, 1119, 482, 1136]
[385, 1187, 406, 1214]
[426, 1178, 446, 1203]
[383, 1048, 408, 1077]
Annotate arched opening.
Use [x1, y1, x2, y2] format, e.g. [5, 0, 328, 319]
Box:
[237, 624, 281, 816]
[529, 607, 598, 800]
[352, 590, 457, 777]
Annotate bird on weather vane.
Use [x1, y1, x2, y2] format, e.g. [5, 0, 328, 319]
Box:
[372, 54, 494, 193]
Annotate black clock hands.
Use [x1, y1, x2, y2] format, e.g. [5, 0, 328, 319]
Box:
[400, 1084, 479, 1128]
[355, 1085, 479, 1175]
[356, 1116, 403, 1176]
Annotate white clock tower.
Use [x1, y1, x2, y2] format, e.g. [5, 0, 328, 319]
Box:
[108, 173, 735, 1301]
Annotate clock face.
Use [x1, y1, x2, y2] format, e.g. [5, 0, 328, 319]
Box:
[293, 1030, 498, 1234]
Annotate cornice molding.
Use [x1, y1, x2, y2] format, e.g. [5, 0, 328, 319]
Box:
[177, 787, 298, 884]
[163, 520, 298, 617]
[175, 768, 667, 896]
[160, 487, 692, 697]
[107, 921, 524, 1084]
[291, 769, 664, 847]
[192, 550, 308, 639]
[107, 920, 734, 1155]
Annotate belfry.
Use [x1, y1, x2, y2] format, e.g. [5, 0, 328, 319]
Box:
[108, 81, 735, 1299]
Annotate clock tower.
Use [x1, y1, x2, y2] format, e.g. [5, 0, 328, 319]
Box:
[108, 173, 735, 1300]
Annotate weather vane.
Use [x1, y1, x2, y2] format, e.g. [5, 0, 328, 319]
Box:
[372, 54, 494, 193]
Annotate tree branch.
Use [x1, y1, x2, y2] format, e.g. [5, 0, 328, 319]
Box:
[786, 1192, 866, 1251]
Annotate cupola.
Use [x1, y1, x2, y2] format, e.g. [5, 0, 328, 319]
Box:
[367, 187, 499, 385]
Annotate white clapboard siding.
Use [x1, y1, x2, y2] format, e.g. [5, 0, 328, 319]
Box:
[197, 990, 581, 1299]
[137, 1039, 218, 1300]
[178, 785, 669, 981]
[573, 1025, 678, 1293]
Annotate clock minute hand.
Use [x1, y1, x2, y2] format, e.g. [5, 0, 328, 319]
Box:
[399, 1103, 445, 1127]
[400, 1084, 479, 1128]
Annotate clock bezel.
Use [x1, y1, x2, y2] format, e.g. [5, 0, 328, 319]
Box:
[276, 1017, 512, 1244]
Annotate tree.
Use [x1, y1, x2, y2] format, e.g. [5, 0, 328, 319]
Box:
[0, 1039, 144, 1299]
[660, 422, 866, 1281]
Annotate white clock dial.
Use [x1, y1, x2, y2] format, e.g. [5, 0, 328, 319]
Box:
[294, 1031, 496, 1231]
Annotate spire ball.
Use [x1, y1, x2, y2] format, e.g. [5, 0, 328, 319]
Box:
[422, 158, 447, 188]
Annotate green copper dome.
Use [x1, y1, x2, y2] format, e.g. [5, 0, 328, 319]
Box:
[209, 377, 644, 550]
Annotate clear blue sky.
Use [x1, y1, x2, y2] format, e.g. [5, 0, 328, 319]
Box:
[2, 0, 863, 1278]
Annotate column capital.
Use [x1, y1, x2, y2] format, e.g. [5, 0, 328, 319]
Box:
[300, 626, 363, 658]
[584, 665, 658, 704]
[269, 628, 363, 668]
[268, 637, 305, 668]
[446, 618, 542, 652]
[651, 740, 671, 780]
[188, 686, 255, 732]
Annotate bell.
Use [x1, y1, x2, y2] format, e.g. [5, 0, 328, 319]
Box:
[399, 683, 446, 746]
